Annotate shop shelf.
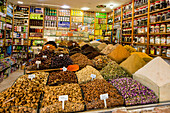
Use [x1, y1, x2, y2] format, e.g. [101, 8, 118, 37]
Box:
[133, 34, 147, 35]
[123, 17, 132, 21]
[115, 20, 121, 23]
[149, 54, 170, 60]
[122, 34, 131, 36]
[30, 26, 43, 29]
[134, 13, 147, 18]
[150, 7, 170, 14]
[122, 42, 132, 44]
[133, 43, 147, 45]
[149, 33, 170, 35]
[149, 44, 170, 47]
[150, 20, 170, 24]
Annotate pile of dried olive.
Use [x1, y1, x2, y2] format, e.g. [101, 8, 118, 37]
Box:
[40, 84, 84, 113]
[48, 71, 78, 85]
[80, 79, 124, 110]
[70, 53, 94, 68]
[0, 72, 49, 109]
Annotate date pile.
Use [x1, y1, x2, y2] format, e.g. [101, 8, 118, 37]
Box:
[40, 84, 84, 113]
[48, 71, 78, 85]
[80, 79, 124, 110]
[0, 72, 49, 109]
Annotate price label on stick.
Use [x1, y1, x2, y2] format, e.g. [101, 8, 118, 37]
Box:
[59, 54, 63, 57]
[28, 74, 35, 80]
[73, 43, 75, 46]
[91, 74, 96, 81]
[47, 45, 50, 48]
[100, 93, 108, 108]
[57, 43, 59, 46]
[59, 95, 68, 110]
[62, 67, 67, 72]
[43, 55, 47, 58]
[36, 61, 41, 69]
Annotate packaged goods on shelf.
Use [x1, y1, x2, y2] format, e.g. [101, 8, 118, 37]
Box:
[40, 84, 84, 113]
[108, 45, 130, 63]
[134, 57, 170, 102]
[76, 65, 103, 84]
[100, 61, 131, 81]
[120, 54, 146, 74]
[110, 77, 158, 106]
[70, 53, 94, 68]
[47, 71, 78, 85]
[80, 79, 124, 110]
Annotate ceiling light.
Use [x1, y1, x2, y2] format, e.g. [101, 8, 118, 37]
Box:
[81, 7, 90, 10]
[61, 5, 70, 9]
[102, 9, 105, 12]
[110, 4, 114, 9]
[18, 1, 23, 4]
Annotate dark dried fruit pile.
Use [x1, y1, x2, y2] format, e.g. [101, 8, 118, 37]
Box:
[48, 71, 78, 85]
[80, 79, 124, 110]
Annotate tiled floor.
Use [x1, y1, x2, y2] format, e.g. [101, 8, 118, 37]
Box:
[0, 70, 24, 92]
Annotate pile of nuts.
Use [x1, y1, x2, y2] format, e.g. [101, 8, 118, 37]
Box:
[0, 72, 49, 109]
[40, 84, 84, 112]
[70, 53, 94, 68]
[80, 79, 124, 110]
[76, 65, 103, 84]
[0, 106, 36, 113]
[48, 71, 78, 85]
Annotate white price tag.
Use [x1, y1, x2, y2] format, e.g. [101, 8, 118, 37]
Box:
[47, 45, 50, 48]
[59, 54, 64, 57]
[72, 43, 75, 46]
[91, 74, 96, 81]
[100, 93, 108, 108]
[57, 43, 59, 46]
[35, 61, 41, 69]
[62, 67, 67, 72]
[43, 55, 47, 58]
[59, 95, 68, 110]
[28, 74, 35, 80]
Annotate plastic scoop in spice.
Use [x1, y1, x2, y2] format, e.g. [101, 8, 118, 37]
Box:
[60, 65, 79, 71]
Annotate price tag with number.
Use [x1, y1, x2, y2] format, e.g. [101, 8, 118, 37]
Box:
[91, 74, 96, 81]
[59, 95, 68, 110]
[43, 55, 47, 58]
[47, 45, 50, 48]
[100, 93, 109, 108]
[62, 67, 67, 72]
[28, 74, 35, 80]
[72, 43, 75, 46]
[59, 54, 63, 57]
[35, 61, 41, 69]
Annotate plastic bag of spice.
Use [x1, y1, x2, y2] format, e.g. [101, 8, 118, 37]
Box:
[108, 45, 130, 64]
[80, 79, 124, 110]
[40, 84, 85, 113]
[100, 61, 131, 81]
[70, 53, 94, 68]
[76, 65, 103, 84]
[47, 71, 78, 85]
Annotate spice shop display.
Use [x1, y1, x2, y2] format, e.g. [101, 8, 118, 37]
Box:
[97, 43, 107, 51]
[76, 65, 103, 84]
[92, 55, 112, 70]
[67, 41, 79, 49]
[131, 52, 153, 62]
[55, 47, 69, 55]
[124, 45, 137, 53]
[80, 79, 124, 110]
[69, 47, 82, 56]
[100, 61, 131, 81]
[120, 54, 146, 74]
[0, 106, 36, 113]
[47, 71, 78, 85]
[110, 77, 158, 106]
[40, 84, 84, 113]
[101, 44, 118, 55]
[71, 53, 94, 68]
[108, 45, 130, 64]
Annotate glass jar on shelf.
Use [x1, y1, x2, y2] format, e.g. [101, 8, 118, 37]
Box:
[145, 36, 147, 43]
[155, 1, 161, 10]
[150, 35, 155, 44]
[145, 26, 148, 33]
[154, 24, 160, 33]
[134, 19, 137, 26]
[162, 12, 167, 21]
[140, 36, 145, 43]
[161, 35, 166, 45]
[167, 24, 170, 32]
[123, 13, 126, 19]
[167, 48, 170, 57]
[134, 27, 138, 34]
[146, 6, 148, 13]
[160, 24, 166, 33]
[155, 35, 161, 44]
[150, 47, 155, 55]
[141, 17, 145, 25]
[160, 0, 167, 9]
[139, 7, 143, 14]
[150, 3, 155, 12]
[134, 36, 138, 42]
[144, 17, 147, 25]
[167, 0, 170, 7]
[141, 26, 145, 33]
[166, 10, 170, 20]
[142, 6, 146, 13]
[162, 47, 167, 56]
[135, 9, 139, 16]
[157, 13, 162, 22]
[167, 35, 170, 44]
[150, 25, 155, 33]
[156, 46, 162, 55]
[137, 18, 141, 26]
[150, 14, 157, 23]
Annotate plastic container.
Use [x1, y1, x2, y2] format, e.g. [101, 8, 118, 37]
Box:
[140, 36, 145, 43]
[167, 24, 170, 33]
[150, 14, 157, 23]
[150, 47, 155, 55]
[162, 12, 167, 21]
[156, 46, 162, 55]
[137, 18, 141, 26]
[155, 35, 161, 44]
[155, 1, 161, 10]
[162, 47, 167, 56]
[160, 24, 166, 33]
[167, 48, 170, 57]
[150, 25, 155, 33]
[167, 0, 170, 7]
[157, 13, 162, 22]
[150, 3, 155, 12]
[160, 0, 167, 9]
[161, 35, 166, 45]
[167, 35, 170, 44]
[154, 24, 160, 33]
[150, 35, 155, 44]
